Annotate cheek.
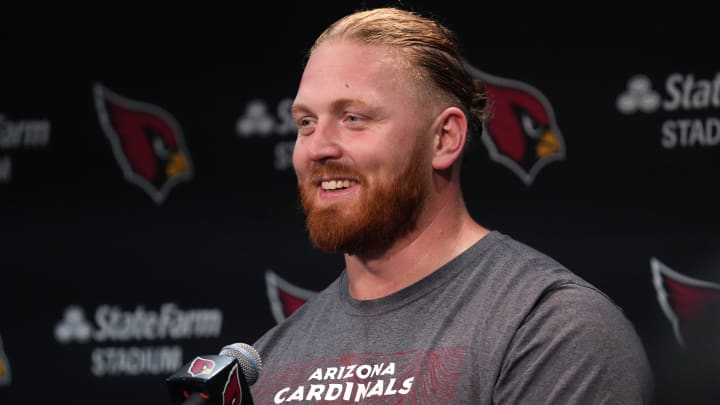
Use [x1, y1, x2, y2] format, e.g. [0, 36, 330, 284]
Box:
[292, 140, 306, 175]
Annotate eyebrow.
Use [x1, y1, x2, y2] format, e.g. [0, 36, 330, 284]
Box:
[291, 98, 377, 117]
[290, 103, 311, 117]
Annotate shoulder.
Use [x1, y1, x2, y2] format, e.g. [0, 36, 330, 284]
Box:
[465, 231, 575, 281]
[520, 282, 640, 347]
[465, 234, 654, 401]
[463, 232, 595, 312]
[495, 282, 654, 403]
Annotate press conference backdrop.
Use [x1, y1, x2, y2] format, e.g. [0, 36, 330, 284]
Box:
[1, 2, 718, 404]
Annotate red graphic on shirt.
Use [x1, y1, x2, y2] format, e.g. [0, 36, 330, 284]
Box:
[251, 346, 468, 404]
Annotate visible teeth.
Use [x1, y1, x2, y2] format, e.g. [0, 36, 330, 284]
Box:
[321, 180, 356, 190]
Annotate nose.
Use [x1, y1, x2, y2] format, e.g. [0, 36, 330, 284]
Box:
[303, 121, 343, 162]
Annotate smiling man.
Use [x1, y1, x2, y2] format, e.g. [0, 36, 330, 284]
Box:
[251, 7, 654, 404]
[292, 41, 457, 265]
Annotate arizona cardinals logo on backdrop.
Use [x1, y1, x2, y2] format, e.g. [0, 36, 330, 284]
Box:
[651, 257, 720, 347]
[265, 270, 318, 323]
[0, 333, 10, 386]
[94, 83, 193, 204]
[465, 63, 565, 185]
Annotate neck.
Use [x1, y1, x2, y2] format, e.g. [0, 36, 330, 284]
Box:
[344, 184, 488, 300]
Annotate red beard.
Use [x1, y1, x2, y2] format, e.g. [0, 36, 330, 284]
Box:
[298, 138, 429, 256]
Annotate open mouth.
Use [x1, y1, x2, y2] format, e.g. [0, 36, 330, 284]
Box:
[320, 179, 359, 191]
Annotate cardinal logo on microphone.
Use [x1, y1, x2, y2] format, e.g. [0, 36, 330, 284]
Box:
[188, 357, 216, 377]
[223, 363, 243, 405]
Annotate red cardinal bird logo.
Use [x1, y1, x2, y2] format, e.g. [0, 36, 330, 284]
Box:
[265, 270, 318, 324]
[0, 334, 10, 386]
[651, 256, 720, 347]
[188, 357, 216, 377]
[94, 83, 193, 204]
[222, 364, 243, 405]
[465, 64, 565, 185]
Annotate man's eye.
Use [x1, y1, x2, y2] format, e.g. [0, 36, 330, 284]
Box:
[299, 118, 313, 127]
[345, 114, 362, 123]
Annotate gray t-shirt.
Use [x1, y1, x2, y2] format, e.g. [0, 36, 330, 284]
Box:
[251, 231, 654, 404]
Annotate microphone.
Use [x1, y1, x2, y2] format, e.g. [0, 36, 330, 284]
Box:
[166, 342, 262, 405]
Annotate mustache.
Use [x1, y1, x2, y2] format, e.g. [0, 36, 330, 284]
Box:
[307, 161, 363, 183]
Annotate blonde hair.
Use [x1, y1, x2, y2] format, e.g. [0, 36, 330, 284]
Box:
[312, 7, 487, 139]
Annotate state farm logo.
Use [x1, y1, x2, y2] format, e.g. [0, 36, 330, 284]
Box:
[54, 303, 222, 343]
[235, 98, 296, 171]
[54, 305, 93, 343]
[616, 75, 662, 114]
[54, 303, 223, 377]
[616, 73, 720, 149]
[0, 114, 51, 184]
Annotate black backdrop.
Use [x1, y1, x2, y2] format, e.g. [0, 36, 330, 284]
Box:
[1, 2, 718, 404]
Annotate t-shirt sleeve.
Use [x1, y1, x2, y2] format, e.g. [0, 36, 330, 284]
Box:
[492, 283, 654, 404]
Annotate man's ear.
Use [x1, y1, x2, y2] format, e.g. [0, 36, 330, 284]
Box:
[431, 106, 467, 170]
